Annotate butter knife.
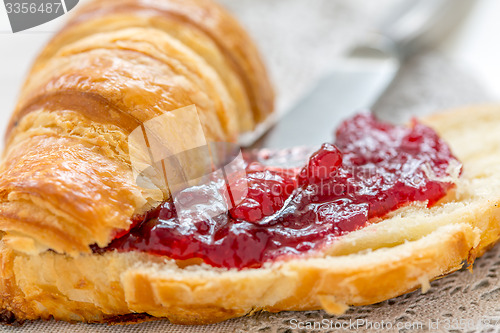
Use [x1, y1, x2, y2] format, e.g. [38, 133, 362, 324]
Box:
[244, 0, 476, 149]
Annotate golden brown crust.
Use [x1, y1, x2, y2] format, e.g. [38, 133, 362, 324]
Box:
[1, 106, 500, 325]
[14, 38, 233, 142]
[13, 0, 273, 136]
[0, 134, 145, 254]
[71, 0, 274, 127]
[0, 0, 274, 255]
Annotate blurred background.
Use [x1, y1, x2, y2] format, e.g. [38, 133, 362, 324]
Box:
[1, 0, 500, 145]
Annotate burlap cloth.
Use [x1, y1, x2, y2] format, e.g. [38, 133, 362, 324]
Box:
[1, 0, 497, 332]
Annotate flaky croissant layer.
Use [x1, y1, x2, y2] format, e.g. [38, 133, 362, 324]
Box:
[0, 0, 274, 256]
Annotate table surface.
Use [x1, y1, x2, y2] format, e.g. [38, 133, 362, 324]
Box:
[1, 0, 500, 332]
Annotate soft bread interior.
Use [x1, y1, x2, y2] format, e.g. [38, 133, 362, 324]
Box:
[1, 106, 499, 324]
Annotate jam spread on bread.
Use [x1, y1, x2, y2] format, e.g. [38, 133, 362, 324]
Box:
[98, 113, 461, 269]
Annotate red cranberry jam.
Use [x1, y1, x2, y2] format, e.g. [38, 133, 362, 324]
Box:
[99, 113, 461, 269]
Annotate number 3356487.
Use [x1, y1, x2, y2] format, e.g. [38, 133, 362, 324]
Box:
[5, 2, 63, 14]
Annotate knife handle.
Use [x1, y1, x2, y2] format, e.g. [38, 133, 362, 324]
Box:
[375, 0, 477, 59]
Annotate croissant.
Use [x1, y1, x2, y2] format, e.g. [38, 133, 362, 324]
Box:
[1, 0, 500, 327]
[0, 0, 274, 323]
[1, 0, 273, 254]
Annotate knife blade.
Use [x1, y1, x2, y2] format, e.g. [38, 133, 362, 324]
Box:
[243, 0, 476, 149]
[250, 45, 399, 149]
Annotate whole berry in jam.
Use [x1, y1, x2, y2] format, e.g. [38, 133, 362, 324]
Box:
[297, 143, 343, 187]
